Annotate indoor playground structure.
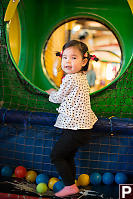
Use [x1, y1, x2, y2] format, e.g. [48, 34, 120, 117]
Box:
[0, 0, 133, 198]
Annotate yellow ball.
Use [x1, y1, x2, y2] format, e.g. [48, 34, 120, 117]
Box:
[26, 170, 37, 183]
[36, 183, 48, 194]
[78, 174, 90, 186]
[48, 177, 59, 190]
[75, 179, 79, 186]
[12, 173, 16, 177]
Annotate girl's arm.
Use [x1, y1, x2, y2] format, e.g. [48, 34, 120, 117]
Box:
[45, 88, 57, 95]
[47, 75, 74, 104]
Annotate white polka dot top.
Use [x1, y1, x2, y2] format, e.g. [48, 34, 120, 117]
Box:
[49, 72, 98, 130]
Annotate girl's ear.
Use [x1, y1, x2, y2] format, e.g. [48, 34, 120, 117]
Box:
[82, 58, 88, 66]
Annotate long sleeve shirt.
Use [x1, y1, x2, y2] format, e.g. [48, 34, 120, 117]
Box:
[49, 72, 98, 130]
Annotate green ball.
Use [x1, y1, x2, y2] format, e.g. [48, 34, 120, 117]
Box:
[36, 183, 48, 194]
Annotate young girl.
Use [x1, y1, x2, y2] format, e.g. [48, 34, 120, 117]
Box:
[45, 40, 98, 197]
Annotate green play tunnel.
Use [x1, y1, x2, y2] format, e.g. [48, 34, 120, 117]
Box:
[6, 0, 133, 93]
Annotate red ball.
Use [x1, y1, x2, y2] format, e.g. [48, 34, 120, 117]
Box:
[15, 166, 27, 178]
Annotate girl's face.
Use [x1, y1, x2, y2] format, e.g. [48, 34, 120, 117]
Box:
[61, 47, 87, 74]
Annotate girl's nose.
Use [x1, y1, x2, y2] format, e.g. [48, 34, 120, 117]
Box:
[66, 58, 71, 63]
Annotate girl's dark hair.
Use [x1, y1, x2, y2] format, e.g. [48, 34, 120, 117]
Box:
[62, 40, 98, 71]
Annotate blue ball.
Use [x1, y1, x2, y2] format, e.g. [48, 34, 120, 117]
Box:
[115, 172, 127, 184]
[58, 176, 62, 180]
[1, 166, 13, 177]
[53, 181, 65, 193]
[90, 172, 102, 185]
[102, 172, 114, 185]
[36, 174, 49, 185]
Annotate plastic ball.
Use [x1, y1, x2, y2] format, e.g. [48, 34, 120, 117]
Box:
[36, 174, 49, 185]
[53, 181, 65, 193]
[58, 176, 62, 180]
[75, 179, 79, 187]
[15, 166, 27, 178]
[78, 174, 90, 186]
[26, 170, 37, 183]
[1, 166, 13, 177]
[36, 183, 48, 194]
[90, 172, 102, 185]
[115, 172, 127, 184]
[48, 177, 59, 190]
[12, 173, 16, 177]
[102, 172, 114, 185]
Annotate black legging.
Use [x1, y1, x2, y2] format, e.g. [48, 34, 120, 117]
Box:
[51, 128, 94, 186]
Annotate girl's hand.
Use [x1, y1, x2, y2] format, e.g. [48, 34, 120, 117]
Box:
[45, 88, 57, 95]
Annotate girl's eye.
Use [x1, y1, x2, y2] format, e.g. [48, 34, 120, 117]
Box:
[72, 57, 76, 59]
[63, 56, 67, 59]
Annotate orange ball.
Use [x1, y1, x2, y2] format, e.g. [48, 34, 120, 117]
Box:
[15, 166, 27, 178]
[48, 177, 59, 190]
[26, 170, 37, 182]
[78, 174, 90, 186]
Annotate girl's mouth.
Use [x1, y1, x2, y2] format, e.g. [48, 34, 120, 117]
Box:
[65, 66, 72, 69]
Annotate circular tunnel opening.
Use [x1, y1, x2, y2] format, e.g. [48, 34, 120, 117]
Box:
[42, 18, 122, 93]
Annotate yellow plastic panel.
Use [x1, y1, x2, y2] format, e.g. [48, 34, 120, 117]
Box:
[8, 9, 20, 64]
[4, 0, 20, 21]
